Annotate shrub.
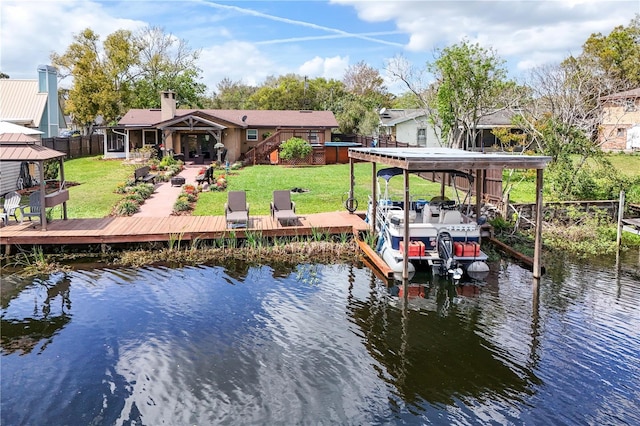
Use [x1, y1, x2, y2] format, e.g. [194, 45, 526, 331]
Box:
[123, 193, 145, 204]
[173, 197, 191, 212]
[44, 159, 59, 181]
[160, 155, 177, 168]
[131, 183, 154, 198]
[114, 182, 129, 194]
[279, 137, 312, 161]
[115, 200, 140, 216]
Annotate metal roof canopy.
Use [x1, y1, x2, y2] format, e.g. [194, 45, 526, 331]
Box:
[348, 147, 551, 170]
[0, 140, 68, 230]
[347, 147, 552, 282]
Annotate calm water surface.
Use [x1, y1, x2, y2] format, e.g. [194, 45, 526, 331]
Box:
[1, 250, 639, 425]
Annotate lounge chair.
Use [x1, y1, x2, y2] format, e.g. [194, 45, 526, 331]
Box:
[20, 191, 42, 224]
[271, 190, 298, 226]
[1, 191, 22, 225]
[225, 191, 249, 228]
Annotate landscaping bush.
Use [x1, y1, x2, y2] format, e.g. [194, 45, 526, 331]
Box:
[130, 183, 154, 198]
[279, 137, 312, 161]
[123, 193, 145, 204]
[115, 199, 140, 216]
[173, 196, 191, 212]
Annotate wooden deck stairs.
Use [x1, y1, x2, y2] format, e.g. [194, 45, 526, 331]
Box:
[243, 130, 287, 165]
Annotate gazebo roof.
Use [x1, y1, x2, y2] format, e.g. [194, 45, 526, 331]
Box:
[0, 140, 66, 161]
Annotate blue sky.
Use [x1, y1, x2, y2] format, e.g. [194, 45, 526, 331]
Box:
[1, 0, 639, 95]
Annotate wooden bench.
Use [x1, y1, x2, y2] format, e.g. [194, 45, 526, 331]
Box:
[134, 166, 157, 184]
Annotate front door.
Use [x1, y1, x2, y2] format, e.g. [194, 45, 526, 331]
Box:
[181, 134, 212, 164]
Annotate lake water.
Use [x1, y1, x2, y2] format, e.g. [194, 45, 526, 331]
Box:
[1, 250, 639, 425]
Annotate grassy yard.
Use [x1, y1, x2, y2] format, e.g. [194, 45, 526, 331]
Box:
[194, 163, 449, 216]
[58, 156, 137, 218]
[47, 153, 640, 218]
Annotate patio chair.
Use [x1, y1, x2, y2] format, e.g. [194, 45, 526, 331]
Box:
[1, 191, 22, 225]
[270, 190, 298, 226]
[225, 191, 249, 228]
[19, 191, 42, 224]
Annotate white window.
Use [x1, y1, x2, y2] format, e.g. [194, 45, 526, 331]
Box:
[417, 128, 427, 146]
[308, 131, 318, 144]
[617, 128, 626, 137]
[247, 129, 258, 141]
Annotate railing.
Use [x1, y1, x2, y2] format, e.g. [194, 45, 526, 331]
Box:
[243, 129, 328, 165]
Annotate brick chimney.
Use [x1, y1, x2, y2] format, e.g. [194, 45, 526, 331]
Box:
[161, 90, 176, 121]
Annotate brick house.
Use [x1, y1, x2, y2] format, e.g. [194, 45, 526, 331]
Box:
[599, 88, 640, 151]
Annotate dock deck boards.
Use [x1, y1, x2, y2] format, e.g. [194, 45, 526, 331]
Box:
[0, 211, 370, 247]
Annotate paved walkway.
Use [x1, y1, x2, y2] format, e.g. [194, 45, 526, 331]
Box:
[133, 164, 206, 217]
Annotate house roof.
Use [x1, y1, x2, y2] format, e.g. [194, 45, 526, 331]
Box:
[600, 88, 640, 101]
[379, 108, 516, 128]
[0, 80, 48, 127]
[118, 108, 339, 128]
[0, 141, 66, 161]
[379, 109, 427, 126]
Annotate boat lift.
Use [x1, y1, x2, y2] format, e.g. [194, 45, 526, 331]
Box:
[347, 147, 553, 281]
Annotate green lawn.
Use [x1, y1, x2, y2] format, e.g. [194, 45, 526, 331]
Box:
[605, 152, 640, 178]
[50, 153, 640, 218]
[61, 156, 136, 218]
[194, 163, 447, 216]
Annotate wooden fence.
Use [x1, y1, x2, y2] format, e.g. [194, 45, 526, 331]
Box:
[42, 135, 104, 158]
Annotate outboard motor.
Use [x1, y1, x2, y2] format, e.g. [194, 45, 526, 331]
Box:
[437, 231, 463, 282]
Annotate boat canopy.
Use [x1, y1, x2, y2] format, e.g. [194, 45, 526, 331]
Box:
[376, 167, 474, 183]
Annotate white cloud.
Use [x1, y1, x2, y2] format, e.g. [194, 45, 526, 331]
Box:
[298, 55, 350, 80]
[1, 0, 145, 79]
[333, 0, 639, 75]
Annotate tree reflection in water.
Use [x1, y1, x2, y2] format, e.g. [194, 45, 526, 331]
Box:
[1, 273, 72, 355]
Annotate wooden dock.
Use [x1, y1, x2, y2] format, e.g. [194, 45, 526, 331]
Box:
[0, 211, 371, 250]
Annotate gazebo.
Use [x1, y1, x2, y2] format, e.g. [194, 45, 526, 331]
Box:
[0, 133, 68, 231]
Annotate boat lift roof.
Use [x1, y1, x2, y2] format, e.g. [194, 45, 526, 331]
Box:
[348, 147, 551, 170]
[348, 147, 551, 281]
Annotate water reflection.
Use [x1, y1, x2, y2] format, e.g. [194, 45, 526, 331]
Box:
[351, 276, 536, 409]
[1, 273, 72, 355]
[1, 251, 639, 425]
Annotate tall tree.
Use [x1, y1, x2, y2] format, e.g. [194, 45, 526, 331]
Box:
[210, 78, 257, 109]
[428, 40, 514, 149]
[51, 28, 138, 130]
[341, 61, 393, 136]
[579, 14, 640, 89]
[131, 26, 206, 108]
[386, 54, 444, 144]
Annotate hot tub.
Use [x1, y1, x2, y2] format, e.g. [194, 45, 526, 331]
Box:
[324, 142, 362, 164]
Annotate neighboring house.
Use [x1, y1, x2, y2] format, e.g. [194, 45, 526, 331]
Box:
[377, 108, 519, 150]
[469, 109, 522, 151]
[599, 88, 640, 151]
[378, 109, 441, 147]
[108, 91, 339, 163]
[0, 65, 66, 195]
